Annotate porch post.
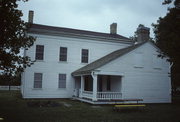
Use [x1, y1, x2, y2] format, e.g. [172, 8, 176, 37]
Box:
[80, 75, 84, 98]
[92, 74, 98, 101]
[121, 76, 124, 99]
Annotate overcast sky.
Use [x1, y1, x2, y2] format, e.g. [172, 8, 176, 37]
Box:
[18, 0, 169, 38]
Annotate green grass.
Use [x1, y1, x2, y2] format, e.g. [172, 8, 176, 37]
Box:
[0, 91, 180, 122]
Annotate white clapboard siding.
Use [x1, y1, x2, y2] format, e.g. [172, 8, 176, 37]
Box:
[22, 34, 130, 98]
[98, 42, 171, 103]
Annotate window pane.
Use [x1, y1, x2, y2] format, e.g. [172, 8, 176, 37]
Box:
[35, 45, 44, 60]
[34, 73, 42, 88]
[59, 74, 66, 88]
[34, 73, 42, 81]
[60, 47, 67, 61]
[81, 49, 88, 63]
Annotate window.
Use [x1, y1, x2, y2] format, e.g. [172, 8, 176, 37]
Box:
[81, 49, 88, 63]
[59, 74, 66, 88]
[34, 73, 42, 88]
[35, 45, 44, 60]
[59, 47, 67, 61]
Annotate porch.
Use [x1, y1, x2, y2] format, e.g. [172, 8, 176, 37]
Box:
[73, 73, 123, 103]
[79, 90, 122, 100]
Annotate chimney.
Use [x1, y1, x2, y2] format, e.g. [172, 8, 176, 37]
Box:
[136, 24, 150, 43]
[110, 23, 117, 34]
[28, 10, 34, 23]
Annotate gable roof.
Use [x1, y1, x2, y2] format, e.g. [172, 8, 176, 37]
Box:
[72, 41, 148, 76]
[28, 24, 133, 44]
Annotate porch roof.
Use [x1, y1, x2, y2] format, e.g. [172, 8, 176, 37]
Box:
[72, 41, 148, 76]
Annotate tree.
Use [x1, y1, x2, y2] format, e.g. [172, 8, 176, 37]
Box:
[0, 0, 35, 75]
[153, 0, 180, 94]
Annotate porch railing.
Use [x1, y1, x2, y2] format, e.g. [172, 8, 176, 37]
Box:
[97, 92, 122, 100]
[79, 90, 122, 100]
[82, 90, 93, 99]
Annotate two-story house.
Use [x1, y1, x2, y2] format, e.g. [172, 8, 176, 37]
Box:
[21, 11, 171, 104]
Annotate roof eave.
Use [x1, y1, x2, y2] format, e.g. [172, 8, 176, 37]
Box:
[28, 28, 133, 44]
[71, 41, 148, 76]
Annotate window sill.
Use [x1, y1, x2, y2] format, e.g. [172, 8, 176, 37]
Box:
[57, 88, 66, 90]
[59, 61, 68, 63]
[81, 63, 88, 65]
[35, 60, 44, 62]
[32, 88, 42, 90]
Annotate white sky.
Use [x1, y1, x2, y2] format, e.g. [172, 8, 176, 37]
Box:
[18, 0, 170, 38]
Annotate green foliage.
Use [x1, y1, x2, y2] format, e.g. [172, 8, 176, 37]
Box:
[0, 0, 35, 75]
[0, 74, 21, 86]
[162, 0, 173, 5]
[153, 0, 180, 62]
[153, 0, 180, 91]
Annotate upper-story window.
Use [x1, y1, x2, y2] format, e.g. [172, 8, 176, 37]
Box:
[35, 45, 44, 60]
[59, 47, 67, 61]
[81, 49, 88, 63]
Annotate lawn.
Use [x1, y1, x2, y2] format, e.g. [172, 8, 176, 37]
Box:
[0, 91, 180, 122]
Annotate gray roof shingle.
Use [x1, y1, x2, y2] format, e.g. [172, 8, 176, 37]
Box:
[72, 41, 147, 76]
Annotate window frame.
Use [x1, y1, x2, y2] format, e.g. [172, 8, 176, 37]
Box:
[34, 73, 43, 89]
[81, 49, 89, 63]
[58, 74, 66, 88]
[35, 45, 44, 60]
[59, 47, 67, 61]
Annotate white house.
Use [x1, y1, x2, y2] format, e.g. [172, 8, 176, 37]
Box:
[21, 11, 171, 104]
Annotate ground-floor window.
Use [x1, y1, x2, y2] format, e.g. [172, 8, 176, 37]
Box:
[59, 74, 66, 88]
[34, 73, 43, 88]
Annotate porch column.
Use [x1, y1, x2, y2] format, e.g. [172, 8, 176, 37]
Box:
[121, 76, 125, 99]
[92, 74, 98, 101]
[80, 75, 84, 98]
